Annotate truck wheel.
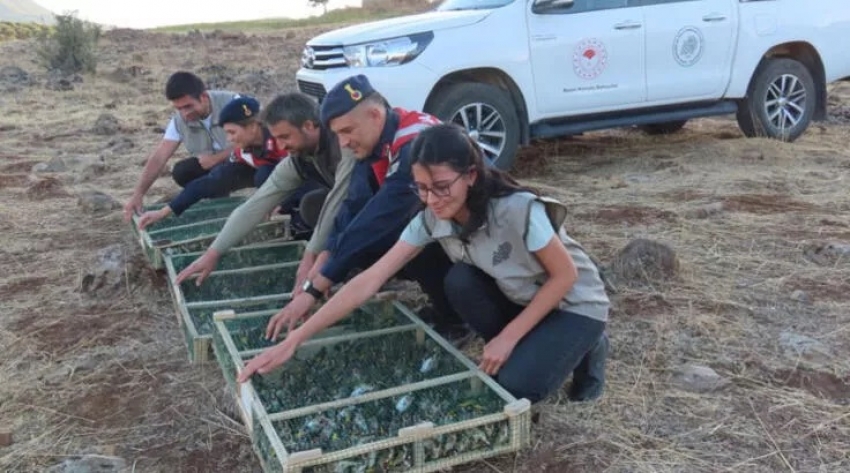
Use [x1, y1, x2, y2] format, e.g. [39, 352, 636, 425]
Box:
[736, 58, 816, 142]
[428, 82, 520, 171]
[639, 120, 687, 135]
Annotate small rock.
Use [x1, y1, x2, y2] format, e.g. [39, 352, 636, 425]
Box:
[608, 238, 679, 288]
[31, 156, 67, 174]
[780, 331, 831, 365]
[0, 431, 12, 447]
[672, 364, 729, 393]
[803, 241, 850, 265]
[45, 455, 127, 473]
[92, 113, 120, 136]
[76, 161, 107, 183]
[0, 65, 32, 88]
[77, 190, 120, 213]
[686, 202, 725, 219]
[106, 137, 135, 154]
[741, 150, 764, 161]
[45, 73, 76, 91]
[790, 290, 811, 304]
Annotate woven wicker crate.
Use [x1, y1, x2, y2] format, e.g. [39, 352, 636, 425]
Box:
[213, 301, 532, 473]
[132, 198, 290, 269]
[211, 298, 415, 399]
[165, 240, 306, 276]
[166, 260, 300, 363]
[129, 197, 247, 252]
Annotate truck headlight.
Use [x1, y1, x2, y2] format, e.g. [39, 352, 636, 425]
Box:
[343, 32, 433, 68]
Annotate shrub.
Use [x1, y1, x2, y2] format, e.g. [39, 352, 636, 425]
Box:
[36, 12, 101, 74]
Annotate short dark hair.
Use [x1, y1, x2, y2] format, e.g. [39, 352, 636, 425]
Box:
[165, 71, 206, 101]
[262, 93, 320, 129]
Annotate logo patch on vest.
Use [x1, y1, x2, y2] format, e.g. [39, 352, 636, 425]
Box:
[492, 241, 512, 266]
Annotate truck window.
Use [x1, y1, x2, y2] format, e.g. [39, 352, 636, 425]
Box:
[639, 0, 700, 5]
[437, 0, 515, 11]
[532, 0, 632, 15]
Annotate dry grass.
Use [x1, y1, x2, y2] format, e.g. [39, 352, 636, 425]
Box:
[1, 20, 850, 473]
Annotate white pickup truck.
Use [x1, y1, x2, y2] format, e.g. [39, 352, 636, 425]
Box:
[296, 0, 850, 169]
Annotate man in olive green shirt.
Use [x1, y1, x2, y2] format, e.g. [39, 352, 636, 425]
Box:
[176, 93, 355, 293]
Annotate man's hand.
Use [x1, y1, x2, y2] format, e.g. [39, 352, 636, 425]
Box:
[237, 329, 305, 382]
[123, 195, 144, 223]
[175, 249, 222, 286]
[265, 293, 316, 341]
[479, 332, 520, 376]
[292, 251, 317, 296]
[198, 153, 221, 170]
[138, 207, 172, 230]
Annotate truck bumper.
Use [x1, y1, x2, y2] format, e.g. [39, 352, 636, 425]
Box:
[295, 65, 438, 112]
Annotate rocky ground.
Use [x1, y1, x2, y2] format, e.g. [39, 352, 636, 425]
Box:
[1, 22, 850, 473]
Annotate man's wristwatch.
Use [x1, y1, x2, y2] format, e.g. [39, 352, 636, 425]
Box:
[301, 279, 324, 300]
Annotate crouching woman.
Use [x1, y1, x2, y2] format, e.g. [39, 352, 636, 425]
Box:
[238, 124, 610, 404]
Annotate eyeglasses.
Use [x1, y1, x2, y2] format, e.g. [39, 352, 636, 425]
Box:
[409, 173, 465, 199]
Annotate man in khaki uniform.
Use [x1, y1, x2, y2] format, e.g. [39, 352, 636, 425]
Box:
[123, 71, 242, 221]
[175, 92, 355, 294]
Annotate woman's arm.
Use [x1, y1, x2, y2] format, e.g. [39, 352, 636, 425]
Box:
[237, 240, 423, 380]
[479, 236, 578, 375]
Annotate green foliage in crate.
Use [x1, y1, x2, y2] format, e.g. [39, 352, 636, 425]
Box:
[180, 265, 297, 303]
[148, 219, 228, 246]
[193, 299, 289, 337]
[421, 419, 512, 463]
[271, 380, 504, 459]
[303, 445, 414, 473]
[143, 205, 240, 233]
[162, 221, 288, 256]
[251, 331, 468, 413]
[170, 243, 305, 274]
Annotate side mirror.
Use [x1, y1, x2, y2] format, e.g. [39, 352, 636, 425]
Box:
[532, 0, 575, 13]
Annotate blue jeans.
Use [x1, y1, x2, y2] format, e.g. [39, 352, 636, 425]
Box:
[443, 262, 608, 403]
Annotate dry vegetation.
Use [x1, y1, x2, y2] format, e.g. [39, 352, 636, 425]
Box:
[2, 9, 850, 473]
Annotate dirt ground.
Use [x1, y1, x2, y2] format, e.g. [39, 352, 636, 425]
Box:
[1, 22, 850, 473]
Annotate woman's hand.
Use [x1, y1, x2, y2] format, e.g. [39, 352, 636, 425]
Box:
[237, 331, 303, 382]
[479, 332, 520, 376]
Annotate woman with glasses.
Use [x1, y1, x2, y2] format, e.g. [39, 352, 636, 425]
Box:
[238, 124, 610, 404]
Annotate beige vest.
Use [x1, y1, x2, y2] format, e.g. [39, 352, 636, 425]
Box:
[422, 192, 609, 322]
[172, 90, 237, 157]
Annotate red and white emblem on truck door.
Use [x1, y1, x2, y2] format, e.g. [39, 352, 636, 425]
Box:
[573, 38, 608, 80]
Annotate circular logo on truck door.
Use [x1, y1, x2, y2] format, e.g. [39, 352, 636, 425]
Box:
[573, 38, 608, 80]
[673, 26, 704, 67]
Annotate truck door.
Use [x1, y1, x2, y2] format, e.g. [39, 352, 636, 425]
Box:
[642, 0, 736, 103]
[527, 0, 647, 116]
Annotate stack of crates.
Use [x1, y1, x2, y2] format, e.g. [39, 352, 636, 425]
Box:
[132, 196, 532, 472]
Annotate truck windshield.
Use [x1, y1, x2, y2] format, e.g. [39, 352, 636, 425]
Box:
[436, 0, 514, 11]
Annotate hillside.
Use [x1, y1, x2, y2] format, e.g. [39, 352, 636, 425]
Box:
[0, 0, 53, 24]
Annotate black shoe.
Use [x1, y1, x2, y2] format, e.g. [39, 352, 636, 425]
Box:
[568, 380, 604, 402]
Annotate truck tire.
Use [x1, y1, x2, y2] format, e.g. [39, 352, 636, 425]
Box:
[639, 120, 688, 135]
[736, 58, 816, 142]
[428, 82, 520, 171]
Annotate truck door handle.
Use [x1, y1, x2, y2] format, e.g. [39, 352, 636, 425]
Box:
[702, 14, 727, 22]
[614, 21, 642, 30]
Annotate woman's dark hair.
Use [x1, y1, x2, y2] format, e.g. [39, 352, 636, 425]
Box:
[410, 124, 535, 242]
